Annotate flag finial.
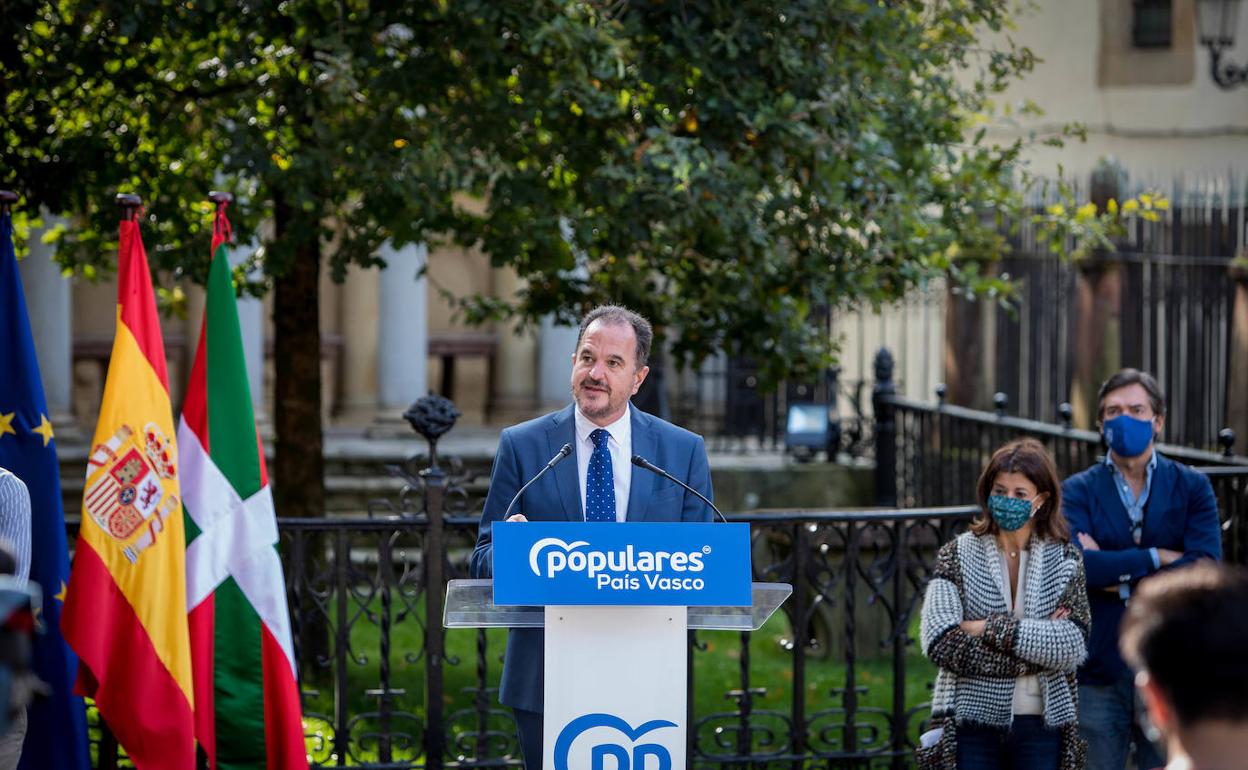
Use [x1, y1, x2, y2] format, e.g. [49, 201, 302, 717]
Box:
[207, 191, 233, 247]
[115, 193, 143, 221]
[0, 190, 16, 215]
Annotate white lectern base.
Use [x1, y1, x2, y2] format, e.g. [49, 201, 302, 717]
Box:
[543, 606, 687, 770]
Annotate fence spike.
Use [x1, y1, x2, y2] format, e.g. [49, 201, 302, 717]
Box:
[1220, 428, 1237, 457]
[1058, 402, 1074, 429]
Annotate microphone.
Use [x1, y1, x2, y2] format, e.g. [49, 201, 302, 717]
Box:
[631, 455, 727, 523]
[502, 443, 573, 521]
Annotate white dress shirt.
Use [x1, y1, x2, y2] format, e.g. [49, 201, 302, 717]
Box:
[574, 404, 632, 522]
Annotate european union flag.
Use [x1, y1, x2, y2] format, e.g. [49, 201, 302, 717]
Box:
[0, 210, 90, 769]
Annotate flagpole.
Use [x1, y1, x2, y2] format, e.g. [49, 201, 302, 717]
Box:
[96, 193, 140, 770]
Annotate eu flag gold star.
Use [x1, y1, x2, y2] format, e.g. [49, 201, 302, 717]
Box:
[0, 412, 14, 439]
[54, 581, 67, 603]
[31, 414, 54, 447]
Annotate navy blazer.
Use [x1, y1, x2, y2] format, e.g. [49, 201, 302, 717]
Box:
[469, 403, 714, 712]
[1062, 453, 1221, 685]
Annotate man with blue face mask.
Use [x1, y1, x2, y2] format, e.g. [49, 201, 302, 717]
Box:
[1062, 369, 1222, 770]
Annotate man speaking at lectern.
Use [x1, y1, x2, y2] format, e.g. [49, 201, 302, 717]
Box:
[470, 304, 715, 769]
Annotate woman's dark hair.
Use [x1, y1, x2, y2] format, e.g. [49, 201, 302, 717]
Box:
[971, 437, 1069, 542]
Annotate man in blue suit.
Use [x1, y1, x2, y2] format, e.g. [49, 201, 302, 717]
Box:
[1063, 369, 1222, 770]
[470, 304, 714, 770]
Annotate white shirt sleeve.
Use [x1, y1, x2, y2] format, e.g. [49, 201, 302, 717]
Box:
[0, 470, 32, 585]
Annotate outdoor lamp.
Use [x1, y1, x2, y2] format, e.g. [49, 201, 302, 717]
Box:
[784, 403, 832, 462]
[1197, 0, 1247, 88]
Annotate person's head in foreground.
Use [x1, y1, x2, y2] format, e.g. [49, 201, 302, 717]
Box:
[1120, 562, 1248, 770]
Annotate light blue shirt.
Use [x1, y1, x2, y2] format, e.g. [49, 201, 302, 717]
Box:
[1105, 450, 1160, 599]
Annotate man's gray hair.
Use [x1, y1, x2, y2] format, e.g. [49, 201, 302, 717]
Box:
[576, 305, 653, 368]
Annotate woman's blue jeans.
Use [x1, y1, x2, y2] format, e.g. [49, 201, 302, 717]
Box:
[956, 715, 1061, 770]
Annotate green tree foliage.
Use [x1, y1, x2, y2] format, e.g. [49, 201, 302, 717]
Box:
[4, 0, 1062, 368]
[432, 0, 1054, 383]
[3, 0, 1078, 509]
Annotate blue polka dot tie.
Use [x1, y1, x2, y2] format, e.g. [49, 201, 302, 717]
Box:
[585, 429, 616, 522]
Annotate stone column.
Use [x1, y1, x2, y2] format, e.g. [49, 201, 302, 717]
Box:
[942, 264, 998, 410]
[1069, 258, 1122, 429]
[491, 266, 538, 420]
[538, 316, 579, 408]
[1069, 163, 1127, 429]
[337, 262, 380, 422]
[16, 214, 73, 421]
[377, 242, 429, 411]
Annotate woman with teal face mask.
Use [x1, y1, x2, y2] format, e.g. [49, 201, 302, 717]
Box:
[917, 438, 1092, 770]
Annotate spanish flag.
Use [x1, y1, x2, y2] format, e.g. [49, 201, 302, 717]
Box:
[180, 201, 307, 769]
[62, 210, 195, 768]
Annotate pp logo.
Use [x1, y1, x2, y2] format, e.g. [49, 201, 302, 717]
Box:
[553, 713, 676, 770]
[529, 537, 588, 577]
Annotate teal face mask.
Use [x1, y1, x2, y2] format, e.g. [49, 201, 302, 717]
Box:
[987, 494, 1038, 531]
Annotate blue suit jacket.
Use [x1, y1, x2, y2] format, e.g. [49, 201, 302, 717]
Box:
[469, 403, 714, 712]
[1062, 453, 1221, 685]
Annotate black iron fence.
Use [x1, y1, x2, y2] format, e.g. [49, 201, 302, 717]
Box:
[672, 175, 1248, 453]
[669, 357, 847, 455]
[670, 240, 1244, 455]
[668, 359, 880, 462]
[987, 249, 1241, 450]
[870, 348, 1248, 564]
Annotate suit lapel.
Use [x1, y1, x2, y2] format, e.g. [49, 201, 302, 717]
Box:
[1092, 461, 1132, 544]
[626, 405, 656, 522]
[547, 405, 582, 521]
[1142, 454, 1175, 543]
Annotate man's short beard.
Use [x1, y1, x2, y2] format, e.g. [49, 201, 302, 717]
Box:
[574, 379, 613, 419]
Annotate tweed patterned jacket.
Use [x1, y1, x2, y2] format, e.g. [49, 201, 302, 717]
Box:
[916, 532, 1090, 770]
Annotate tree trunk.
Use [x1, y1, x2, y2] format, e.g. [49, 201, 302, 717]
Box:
[271, 195, 331, 678]
[272, 198, 326, 520]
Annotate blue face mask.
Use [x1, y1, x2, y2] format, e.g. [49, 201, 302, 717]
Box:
[988, 494, 1038, 532]
[1104, 414, 1155, 458]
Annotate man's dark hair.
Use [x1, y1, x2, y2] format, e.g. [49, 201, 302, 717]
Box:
[1120, 563, 1248, 727]
[575, 305, 653, 369]
[1097, 368, 1166, 419]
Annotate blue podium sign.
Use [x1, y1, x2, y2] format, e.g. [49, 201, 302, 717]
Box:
[493, 522, 752, 607]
